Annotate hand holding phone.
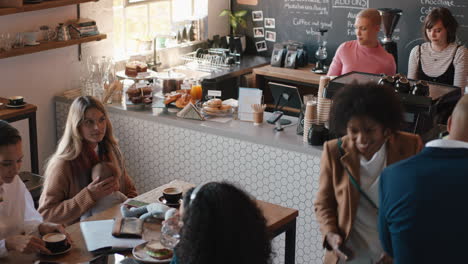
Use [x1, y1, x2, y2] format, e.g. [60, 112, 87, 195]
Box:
[326, 232, 353, 261]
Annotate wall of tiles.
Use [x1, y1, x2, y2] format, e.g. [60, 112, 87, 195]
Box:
[56, 101, 325, 263]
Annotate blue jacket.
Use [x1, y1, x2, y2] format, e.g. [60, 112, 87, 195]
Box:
[379, 146, 468, 264]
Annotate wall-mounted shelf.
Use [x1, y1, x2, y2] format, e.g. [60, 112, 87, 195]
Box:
[0, 34, 106, 59]
[0, 0, 97, 16]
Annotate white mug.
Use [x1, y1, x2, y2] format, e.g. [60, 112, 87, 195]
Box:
[23, 31, 38, 45]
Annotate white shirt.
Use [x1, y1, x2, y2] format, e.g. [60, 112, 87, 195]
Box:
[0, 175, 43, 257]
[426, 139, 468, 149]
[340, 143, 386, 263]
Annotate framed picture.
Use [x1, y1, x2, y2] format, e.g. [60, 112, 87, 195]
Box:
[252, 11, 263, 21]
[265, 31, 276, 42]
[264, 18, 275, 28]
[255, 40, 267, 52]
[253, 27, 265, 38]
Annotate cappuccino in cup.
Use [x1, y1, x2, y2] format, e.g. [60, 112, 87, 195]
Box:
[163, 187, 182, 204]
[42, 233, 68, 253]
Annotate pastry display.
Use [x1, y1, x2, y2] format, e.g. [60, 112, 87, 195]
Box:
[125, 61, 148, 77]
[201, 99, 233, 116]
[126, 84, 153, 104]
[164, 90, 196, 109]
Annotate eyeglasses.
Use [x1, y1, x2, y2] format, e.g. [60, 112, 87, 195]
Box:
[81, 116, 106, 128]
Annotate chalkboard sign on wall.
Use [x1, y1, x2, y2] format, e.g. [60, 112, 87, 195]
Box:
[233, 0, 468, 74]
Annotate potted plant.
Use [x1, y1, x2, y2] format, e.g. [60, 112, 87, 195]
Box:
[219, 9, 248, 52]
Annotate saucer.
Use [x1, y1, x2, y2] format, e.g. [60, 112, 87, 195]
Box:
[6, 103, 26, 108]
[40, 244, 72, 256]
[158, 196, 181, 208]
[25, 42, 40, 46]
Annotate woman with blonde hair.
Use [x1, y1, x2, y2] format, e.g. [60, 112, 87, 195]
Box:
[38, 96, 137, 225]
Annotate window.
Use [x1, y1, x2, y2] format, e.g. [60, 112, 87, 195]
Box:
[113, 0, 207, 59]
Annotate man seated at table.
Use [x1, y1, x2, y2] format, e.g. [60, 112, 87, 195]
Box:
[327, 8, 396, 76]
[0, 120, 70, 257]
[379, 95, 468, 263]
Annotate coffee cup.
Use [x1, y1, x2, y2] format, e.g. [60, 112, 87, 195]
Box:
[253, 111, 264, 125]
[42, 233, 68, 253]
[162, 187, 182, 204]
[23, 31, 38, 45]
[8, 96, 24, 106]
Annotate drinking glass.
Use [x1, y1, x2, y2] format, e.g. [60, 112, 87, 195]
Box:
[160, 215, 181, 249]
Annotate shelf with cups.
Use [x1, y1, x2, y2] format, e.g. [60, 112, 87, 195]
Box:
[0, 33, 106, 59]
[0, 0, 98, 16]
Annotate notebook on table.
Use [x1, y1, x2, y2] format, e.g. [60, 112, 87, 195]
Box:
[80, 219, 145, 254]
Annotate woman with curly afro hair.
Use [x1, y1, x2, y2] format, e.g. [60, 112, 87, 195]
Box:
[314, 82, 423, 264]
[170, 182, 272, 264]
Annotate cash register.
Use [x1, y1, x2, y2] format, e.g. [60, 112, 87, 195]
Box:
[325, 72, 462, 140]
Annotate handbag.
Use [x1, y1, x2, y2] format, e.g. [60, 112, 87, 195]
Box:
[337, 138, 379, 211]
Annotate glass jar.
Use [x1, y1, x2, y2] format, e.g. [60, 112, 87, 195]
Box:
[160, 215, 181, 249]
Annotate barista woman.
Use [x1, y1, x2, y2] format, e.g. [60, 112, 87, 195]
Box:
[314, 83, 422, 264]
[38, 96, 138, 225]
[408, 7, 467, 89]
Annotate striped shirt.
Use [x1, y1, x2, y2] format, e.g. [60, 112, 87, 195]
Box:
[407, 42, 468, 89]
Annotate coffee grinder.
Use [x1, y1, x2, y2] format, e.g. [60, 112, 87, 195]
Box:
[378, 8, 402, 72]
[312, 29, 328, 74]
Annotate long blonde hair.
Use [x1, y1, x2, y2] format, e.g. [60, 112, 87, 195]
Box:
[45, 96, 124, 177]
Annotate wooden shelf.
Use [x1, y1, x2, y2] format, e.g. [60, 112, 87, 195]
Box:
[0, 34, 106, 59]
[0, 0, 98, 16]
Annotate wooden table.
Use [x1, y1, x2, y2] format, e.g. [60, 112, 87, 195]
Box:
[252, 64, 323, 114]
[253, 64, 322, 88]
[4, 180, 298, 264]
[0, 98, 39, 174]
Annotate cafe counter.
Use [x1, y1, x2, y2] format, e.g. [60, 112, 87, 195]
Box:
[55, 96, 324, 264]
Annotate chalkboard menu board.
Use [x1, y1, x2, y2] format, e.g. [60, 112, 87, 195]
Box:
[233, 0, 468, 74]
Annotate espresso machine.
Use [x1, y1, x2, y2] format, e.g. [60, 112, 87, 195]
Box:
[378, 8, 402, 72]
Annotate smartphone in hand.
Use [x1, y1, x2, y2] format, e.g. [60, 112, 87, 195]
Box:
[337, 244, 353, 261]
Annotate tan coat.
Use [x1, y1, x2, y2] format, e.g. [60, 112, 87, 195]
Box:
[38, 158, 138, 226]
[314, 131, 423, 264]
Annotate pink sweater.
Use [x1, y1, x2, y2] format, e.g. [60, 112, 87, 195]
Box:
[327, 40, 396, 77]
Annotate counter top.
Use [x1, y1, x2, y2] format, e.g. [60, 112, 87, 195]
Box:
[56, 96, 323, 156]
[187, 55, 270, 81]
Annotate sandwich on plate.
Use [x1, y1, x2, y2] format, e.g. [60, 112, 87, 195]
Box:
[145, 241, 173, 260]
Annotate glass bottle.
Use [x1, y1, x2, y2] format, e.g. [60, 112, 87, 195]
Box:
[190, 79, 203, 101]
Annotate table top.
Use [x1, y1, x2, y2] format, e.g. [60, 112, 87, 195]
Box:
[253, 64, 323, 85]
[3, 180, 298, 263]
[0, 97, 37, 120]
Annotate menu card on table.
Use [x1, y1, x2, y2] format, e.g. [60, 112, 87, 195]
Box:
[238, 88, 263, 122]
[80, 219, 145, 254]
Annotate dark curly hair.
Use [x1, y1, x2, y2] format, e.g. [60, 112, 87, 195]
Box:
[176, 182, 272, 264]
[423, 7, 459, 43]
[0, 120, 21, 147]
[329, 82, 403, 136]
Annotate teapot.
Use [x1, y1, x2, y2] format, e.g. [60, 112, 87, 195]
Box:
[411, 80, 430, 96]
[395, 77, 411, 93]
[378, 74, 395, 87]
[56, 23, 71, 42]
